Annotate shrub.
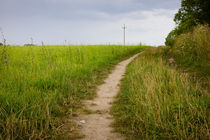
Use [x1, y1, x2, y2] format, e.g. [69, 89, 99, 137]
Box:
[174, 25, 210, 61]
[170, 25, 210, 76]
[112, 50, 209, 139]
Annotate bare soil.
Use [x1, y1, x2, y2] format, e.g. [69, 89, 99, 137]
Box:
[75, 53, 140, 140]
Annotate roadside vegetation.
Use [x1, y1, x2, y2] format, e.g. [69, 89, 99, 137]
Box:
[111, 1, 209, 138]
[164, 25, 210, 93]
[166, 25, 210, 76]
[0, 45, 146, 139]
[111, 47, 209, 139]
[165, 0, 210, 47]
[164, 0, 210, 92]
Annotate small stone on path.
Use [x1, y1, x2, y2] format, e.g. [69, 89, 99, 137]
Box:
[80, 120, 86, 124]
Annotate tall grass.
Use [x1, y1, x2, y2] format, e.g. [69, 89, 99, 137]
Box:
[111, 48, 209, 139]
[169, 25, 210, 76]
[0, 45, 146, 139]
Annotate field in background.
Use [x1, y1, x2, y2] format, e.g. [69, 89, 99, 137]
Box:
[111, 48, 209, 139]
[0, 45, 147, 139]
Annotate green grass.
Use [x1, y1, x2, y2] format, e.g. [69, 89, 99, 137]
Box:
[162, 25, 210, 93]
[111, 48, 209, 139]
[167, 25, 210, 77]
[0, 45, 147, 139]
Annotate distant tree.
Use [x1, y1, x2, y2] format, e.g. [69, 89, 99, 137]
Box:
[165, 0, 210, 46]
[0, 42, 3, 46]
[24, 44, 35, 46]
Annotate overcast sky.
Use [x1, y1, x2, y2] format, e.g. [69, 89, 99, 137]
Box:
[0, 0, 181, 46]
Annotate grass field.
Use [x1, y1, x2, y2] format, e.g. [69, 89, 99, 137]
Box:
[0, 45, 147, 139]
[111, 48, 209, 139]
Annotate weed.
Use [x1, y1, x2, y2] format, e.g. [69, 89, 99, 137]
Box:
[111, 48, 209, 139]
[0, 44, 147, 139]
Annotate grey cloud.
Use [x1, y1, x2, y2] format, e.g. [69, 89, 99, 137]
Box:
[0, 0, 180, 45]
[1, 0, 180, 20]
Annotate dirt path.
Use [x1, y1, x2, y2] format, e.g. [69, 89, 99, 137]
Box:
[75, 53, 140, 140]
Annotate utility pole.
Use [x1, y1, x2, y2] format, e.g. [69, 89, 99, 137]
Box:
[30, 37, 33, 45]
[122, 24, 126, 46]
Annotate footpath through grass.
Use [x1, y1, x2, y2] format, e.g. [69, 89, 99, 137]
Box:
[0, 45, 147, 139]
[111, 48, 209, 139]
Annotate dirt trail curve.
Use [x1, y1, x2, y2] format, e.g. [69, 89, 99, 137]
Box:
[75, 53, 141, 140]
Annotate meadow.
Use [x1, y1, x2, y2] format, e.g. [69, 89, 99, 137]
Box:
[0, 45, 146, 139]
[111, 25, 210, 139]
[111, 48, 209, 139]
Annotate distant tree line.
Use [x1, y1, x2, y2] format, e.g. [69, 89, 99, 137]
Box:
[165, 0, 210, 46]
[24, 44, 36, 46]
[0, 43, 36, 46]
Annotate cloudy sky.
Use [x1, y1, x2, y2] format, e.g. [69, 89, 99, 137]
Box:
[0, 0, 181, 46]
